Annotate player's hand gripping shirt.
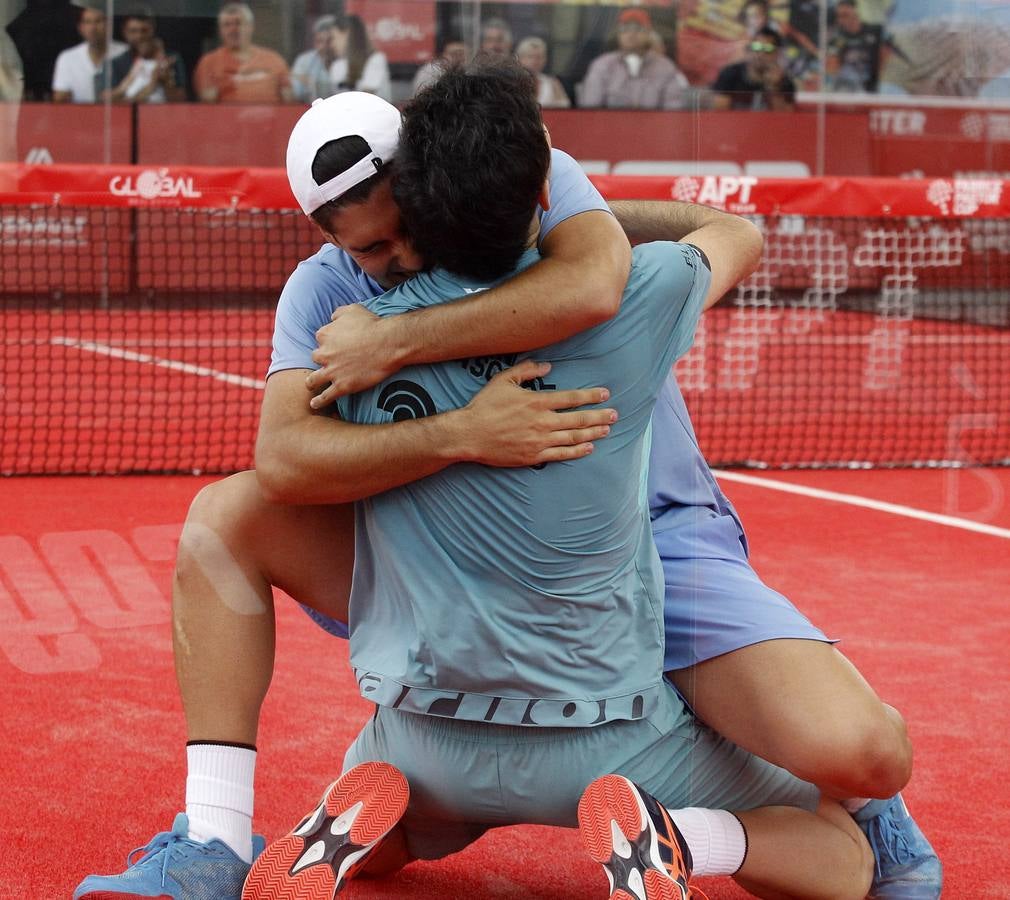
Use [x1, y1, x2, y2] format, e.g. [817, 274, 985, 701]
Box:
[336, 242, 711, 727]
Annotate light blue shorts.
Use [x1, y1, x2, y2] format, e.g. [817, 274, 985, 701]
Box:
[653, 510, 832, 672]
[299, 510, 832, 670]
[342, 684, 819, 861]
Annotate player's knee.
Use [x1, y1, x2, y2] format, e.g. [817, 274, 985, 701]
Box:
[810, 714, 912, 798]
[174, 473, 261, 587]
[814, 810, 876, 900]
[848, 825, 876, 900]
[831, 837, 875, 900]
[847, 713, 912, 798]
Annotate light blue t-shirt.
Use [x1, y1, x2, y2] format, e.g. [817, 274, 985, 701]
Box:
[336, 242, 710, 727]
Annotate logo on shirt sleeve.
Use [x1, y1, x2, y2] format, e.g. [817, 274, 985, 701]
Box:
[376, 380, 436, 420]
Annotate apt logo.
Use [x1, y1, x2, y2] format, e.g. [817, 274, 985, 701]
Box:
[672, 175, 758, 211]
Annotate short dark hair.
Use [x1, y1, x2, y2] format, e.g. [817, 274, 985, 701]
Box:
[309, 135, 390, 230]
[753, 26, 783, 47]
[393, 58, 550, 282]
[123, 4, 155, 24]
[437, 32, 466, 53]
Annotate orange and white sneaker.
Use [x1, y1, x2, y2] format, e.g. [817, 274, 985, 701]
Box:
[578, 774, 699, 900]
[242, 761, 409, 899]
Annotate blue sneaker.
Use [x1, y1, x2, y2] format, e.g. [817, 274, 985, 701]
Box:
[854, 794, 942, 898]
[74, 813, 265, 899]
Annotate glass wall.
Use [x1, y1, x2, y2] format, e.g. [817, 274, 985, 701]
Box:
[2, 0, 1010, 175]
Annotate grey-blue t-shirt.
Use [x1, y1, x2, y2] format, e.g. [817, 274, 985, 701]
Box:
[336, 242, 710, 727]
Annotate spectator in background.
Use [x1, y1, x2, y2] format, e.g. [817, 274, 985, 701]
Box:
[51, 7, 126, 102]
[194, 2, 292, 103]
[101, 11, 185, 103]
[5, 0, 79, 101]
[712, 26, 795, 110]
[0, 31, 21, 161]
[329, 13, 391, 101]
[580, 7, 689, 109]
[741, 0, 776, 39]
[0, 33, 23, 102]
[516, 36, 570, 108]
[291, 15, 337, 103]
[480, 17, 513, 59]
[741, 0, 820, 89]
[412, 33, 468, 95]
[825, 0, 884, 93]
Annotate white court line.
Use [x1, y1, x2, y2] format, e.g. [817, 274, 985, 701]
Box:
[716, 470, 1010, 540]
[52, 337, 265, 390]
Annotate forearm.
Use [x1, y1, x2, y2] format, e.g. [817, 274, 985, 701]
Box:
[388, 212, 630, 368]
[262, 362, 613, 502]
[608, 200, 734, 245]
[256, 409, 469, 505]
[388, 263, 600, 365]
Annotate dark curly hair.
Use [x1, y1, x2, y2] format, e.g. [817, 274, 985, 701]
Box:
[392, 57, 551, 282]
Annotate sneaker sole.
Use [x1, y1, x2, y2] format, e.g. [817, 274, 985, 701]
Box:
[76, 895, 173, 899]
[578, 775, 688, 900]
[242, 761, 408, 900]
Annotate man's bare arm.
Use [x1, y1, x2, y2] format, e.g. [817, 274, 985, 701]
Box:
[256, 362, 616, 505]
[609, 200, 763, 308]
[306, 210, 630, 405]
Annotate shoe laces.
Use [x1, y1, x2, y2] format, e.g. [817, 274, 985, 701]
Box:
[125, 828, 190, 888]
[864, 807, 914, 879]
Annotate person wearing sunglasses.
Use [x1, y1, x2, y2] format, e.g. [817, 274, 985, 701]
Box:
[711, 26, 796, 111]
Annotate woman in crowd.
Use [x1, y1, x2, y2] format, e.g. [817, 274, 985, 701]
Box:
[329, 14, 391, 101]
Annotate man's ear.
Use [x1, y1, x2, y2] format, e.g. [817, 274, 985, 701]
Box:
[538, 179, 551, 212]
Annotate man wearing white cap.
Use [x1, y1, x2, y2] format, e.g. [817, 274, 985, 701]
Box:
[74, 70, 938, 900]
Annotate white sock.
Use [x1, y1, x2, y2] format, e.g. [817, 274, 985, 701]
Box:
[843, 797, 871, 814]
[668, 807, 748, 876]
[185, 742, 257, 863]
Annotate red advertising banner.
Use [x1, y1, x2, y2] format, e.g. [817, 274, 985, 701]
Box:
[4, 164, 1009, 219]
[0, 162, 297, 210]
[347, 0, 436, 65]
[2, 164, 1006, 299]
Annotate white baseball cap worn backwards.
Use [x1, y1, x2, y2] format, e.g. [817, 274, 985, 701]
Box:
[286, 92, 402, 216]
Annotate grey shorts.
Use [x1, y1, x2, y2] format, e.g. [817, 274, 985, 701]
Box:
[343, 683, 819, 860]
